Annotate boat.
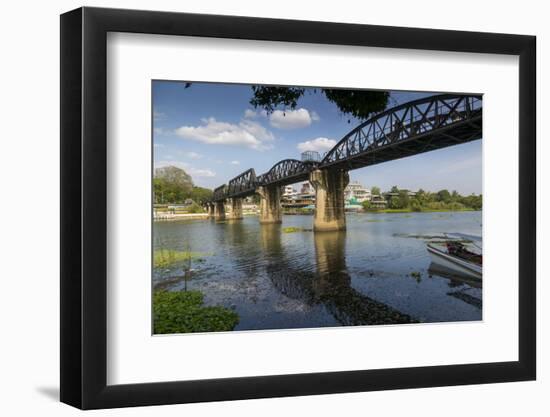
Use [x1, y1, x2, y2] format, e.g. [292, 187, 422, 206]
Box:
[427, 234, 482, 280]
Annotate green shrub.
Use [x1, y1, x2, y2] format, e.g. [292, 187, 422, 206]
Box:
[153, 290, 239, 334]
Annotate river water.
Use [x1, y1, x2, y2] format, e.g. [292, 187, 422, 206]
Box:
[153, 211, 482, 331]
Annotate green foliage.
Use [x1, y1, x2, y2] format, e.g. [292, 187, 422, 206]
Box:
[153, 249, 210, 269]
[322, 89, 390, 120]
[185, 202, 205, 214]
[155, 165, 194, 187]
[361, 200, 371, 210]
[364, 187, 482, 213]
[250, 86, 389, 120]
[153, 166, 213, 204]
[436, 189, 451, 203]
[249, 86, 305, 112]
[370, 186, 381, 196]
[282, 226, 304, 233]
[153, 290, 239, 334]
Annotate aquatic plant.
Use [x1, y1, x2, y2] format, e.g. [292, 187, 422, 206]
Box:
[410, 271, 422, 282]
[153, 290, 239, 334]
[153, 249, 211, 269]
[282, 226, 304, 233]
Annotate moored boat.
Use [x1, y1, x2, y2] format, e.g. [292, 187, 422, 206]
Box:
[427, 235, 482, 280]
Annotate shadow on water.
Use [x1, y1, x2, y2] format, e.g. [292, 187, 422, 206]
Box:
[260, 224, 416, 325]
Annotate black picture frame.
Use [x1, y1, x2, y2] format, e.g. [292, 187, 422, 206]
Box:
[60, 6, 536, 410]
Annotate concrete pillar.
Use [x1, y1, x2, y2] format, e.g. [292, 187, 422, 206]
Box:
[227, 198, 243, 220]
[310, 168, 349, 232]
[207, 203, 215, 218]
[257, 185, 282, 224]
[214, 200, 226, 221]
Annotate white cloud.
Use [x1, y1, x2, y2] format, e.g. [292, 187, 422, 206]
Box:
[311, 111, 320, 121]
[230, 160, 240, 165]
[155, 160, 216, 178]
[269, 108, 317, 129]
[174, 117, 274, 150]
[244, 109, 268, 119]
[297, 137, 337, 153]
[244, 109, 257, 118]
[154, 127, 168, 135]
[153, 110, 166, 121]
[184, 151, 202, 160]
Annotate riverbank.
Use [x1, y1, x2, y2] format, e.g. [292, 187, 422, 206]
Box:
[153, 208, 479, 221]
[282, 208, 478, 215]
[154, 212, 209, 221]
[362, 208, 477, 214]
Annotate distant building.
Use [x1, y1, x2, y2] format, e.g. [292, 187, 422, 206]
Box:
[300, 182, 314, 195]
[283, 185, 298, 199]
[369, 195, 388, 209]
[345, 181, 371, 203]
[301, 151, 321, 162]
[384, 189, 417, 199]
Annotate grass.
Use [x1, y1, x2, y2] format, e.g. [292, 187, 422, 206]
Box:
[153, 249, 211, 269]
[153, 290, 239, 334]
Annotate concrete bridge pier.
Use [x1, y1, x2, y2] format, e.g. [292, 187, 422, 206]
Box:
[206, 203, 215, 218]
[310, 168, 349, 232]
[214, 200, 226, 221]
[257, 185, 282, 224]
[227, 198, 244, 220]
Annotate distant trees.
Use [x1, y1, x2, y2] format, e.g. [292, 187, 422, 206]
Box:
[436, 189, 451, 203]
[153, 166, 213, 204]
[370, 186, 381, 196]
[364, 186, 482, 212]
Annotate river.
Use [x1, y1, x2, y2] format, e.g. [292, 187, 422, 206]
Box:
[153, 211, 482, 331]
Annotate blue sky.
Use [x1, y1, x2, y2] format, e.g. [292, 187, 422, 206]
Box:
[153, 81, 482, 195]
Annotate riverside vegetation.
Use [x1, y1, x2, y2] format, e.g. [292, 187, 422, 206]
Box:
[363, 186, 482, 213]
[153, 244, 239, 334]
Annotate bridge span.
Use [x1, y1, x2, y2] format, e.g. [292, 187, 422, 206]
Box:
[205, 93, 482, 231]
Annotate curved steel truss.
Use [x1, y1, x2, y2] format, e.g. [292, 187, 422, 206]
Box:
[227, 168, 258, 198]
[257, 159, 317, 187]
[208, 94, 482, 202]
[212, 184, 228, 202]
[321, 94, 482, 170]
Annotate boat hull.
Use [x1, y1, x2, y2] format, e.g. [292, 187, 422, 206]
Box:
[427, 244, 482, 280]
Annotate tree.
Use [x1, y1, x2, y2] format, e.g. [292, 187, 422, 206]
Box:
[250, 86, 389, 120]
[361, 200, 371, 210]
[390, 185, 400, 193]
[451, 190, 460, 202]
[436, 189, 451, 203]
[397, 190, 410, 209]
[371, 186, 381, 196]
[153, 166, 213, 204]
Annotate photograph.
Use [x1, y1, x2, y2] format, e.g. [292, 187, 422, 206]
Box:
[152, 81, 483, 334]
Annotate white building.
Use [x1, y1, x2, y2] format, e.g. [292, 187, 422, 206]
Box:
[283, 185, 298, 198]
[344, 181, 372, 203]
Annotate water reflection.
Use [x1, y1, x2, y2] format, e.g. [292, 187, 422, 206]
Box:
[260, 225, 415, 325]
[153, 212, 483, 329]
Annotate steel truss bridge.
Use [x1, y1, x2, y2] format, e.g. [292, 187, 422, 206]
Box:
[209, 93, 482, 202]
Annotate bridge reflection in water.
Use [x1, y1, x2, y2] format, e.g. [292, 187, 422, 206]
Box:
[260, 225, 415, 325]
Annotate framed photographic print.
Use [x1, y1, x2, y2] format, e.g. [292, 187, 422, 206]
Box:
[60, 6, 536, 409]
